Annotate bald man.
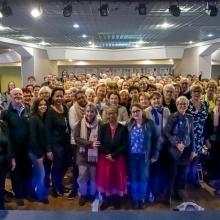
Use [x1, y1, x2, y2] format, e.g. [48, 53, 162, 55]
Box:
[1, 88, 31, 206]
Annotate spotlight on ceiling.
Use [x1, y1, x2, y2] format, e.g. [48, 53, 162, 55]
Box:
[31, 5, 42, 18]
[0, 0, 13, 17]
[63, 2, 72, 17]
[138, 3, 147, 15]
[169, 2, 181, 17]
[205, 2, 218, 16]
[99, 4, 109, 16]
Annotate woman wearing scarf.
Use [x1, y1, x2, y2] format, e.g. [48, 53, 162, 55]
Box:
[164, 96, 195, 206]
[74, 103, 100, 206]
[145, 91, 170, 201]
[97, 106, 128, 210]
[128, 103, 160, 209]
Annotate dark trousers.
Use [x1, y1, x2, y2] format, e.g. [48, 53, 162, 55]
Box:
[0, 165, 6, 209]
[44, 157, 52, 189]
[166, 159, 188, 198]
[71, 144, 78, 195]
[129, 154, 149, 201]
[11, 151, 31, 199]
[51, 146, 70, 193]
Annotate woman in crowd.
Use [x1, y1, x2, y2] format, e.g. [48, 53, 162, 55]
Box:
[128, 103, 160, 209]
[45, 88, 71, 196]
[0, 120, 15, 209]
[173, 83, 181, 100]
[2, 81, 16, 109]
[102, 92, 129, 124]
[162, 84, 177, 113]
[139, 92, 150, 110]
[187, 84, 211, 184]
[94, 84, 107, 118]
[97, 106, 128, 210]
[29, 98, 48, 203]
[145, 92, 170, 200]
[85, 88, 96, 103]
[164, 96, 195, 205]
[74, 103, 100, 206]
[38, 86, 51, 102]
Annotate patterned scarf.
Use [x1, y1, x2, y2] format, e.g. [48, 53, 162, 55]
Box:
[151, 107, 164, 126]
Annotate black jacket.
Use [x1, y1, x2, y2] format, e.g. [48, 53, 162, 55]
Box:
[29, 114, 47, 158]
[98, 123, 128, 159]
[1, 103, 30, 152]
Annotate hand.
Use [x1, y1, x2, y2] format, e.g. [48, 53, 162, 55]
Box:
[105, 154, 114, 161]
[190, 152, 197, 161]
[92, 141, 101, 148]
[151, 158, 157, 163]
[37, 157, 44, 164]
[47, 151, 53, 161]
[176, 143, 185, 152]
[11, 158, 16, 171]
[205, 140, 211, 149]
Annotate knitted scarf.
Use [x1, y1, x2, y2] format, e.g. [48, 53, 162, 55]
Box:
[74, 102, 85, 120]
[80, 116, 99, 163]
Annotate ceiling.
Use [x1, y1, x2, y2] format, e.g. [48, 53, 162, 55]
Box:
[0, 0, 220, 49]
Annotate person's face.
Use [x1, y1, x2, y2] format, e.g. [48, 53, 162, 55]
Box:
[140, 96, 150, 109]
[85, 108, 96, 123]
[23, 92, 32, 105]
[90, 79, 97, 88]
[11, 89, 23, 106]
[130, 89, 139, 100]
[74, 81, 82, 89]
[38, 100, 47, 114]
[28, 78, 35, 86]
[33, 87, 40, 98]
[107, 109, 118, 123]
[76, 93, 87, 107]
[39, 90, 50, 100]
[8, 82, 15, 91]
[181, 80, 189, 92]
[64, 91, 72, 102]
[164, 89, 174, 99]
[122, 82, 129, 90]
[27, 86, 34, 93]
[109, 94, 119, 106]
[120, 92, 129, 103]
[52, 90, 64, 105]
[174, 87, 181, 97]
[97, 86, 106, 100]
[47, 74, 52, 82]
[150, 96, 162, 108]
[131, 106, 143, 121]
[191, 89, 202, 100]
[177, 100, 188, 114]
[86, 93, 95, 103]
[207, 85, 216, 95]
[139, 81, 147, 91]
[69, 73, 74, 80]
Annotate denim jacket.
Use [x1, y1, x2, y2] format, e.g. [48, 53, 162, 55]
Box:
[127, 118, 160, 161]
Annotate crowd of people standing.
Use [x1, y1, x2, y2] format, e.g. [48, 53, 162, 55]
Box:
[0, 71, 220, 211]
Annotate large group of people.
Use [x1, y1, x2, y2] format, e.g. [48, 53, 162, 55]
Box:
[0, 71, 220, 211]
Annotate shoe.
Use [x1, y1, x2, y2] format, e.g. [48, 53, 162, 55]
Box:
[16, 199, 24, 206]
[100, 201, 109, 211]
[51, 189, 63, 198]
[132, 201, 139, 210]
[67, 190, 77, 200]
[79, 196, 87, 206]
[26, 195, 36, 202]
[139, 201, 145, 209]
[38, 198, 49, 204]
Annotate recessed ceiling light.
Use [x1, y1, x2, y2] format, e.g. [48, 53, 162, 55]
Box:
[90, 44, 97, 48]
[169, 59, 173, 62]
[39, 41, 50, 46]
[138, 40, 144, 44]
[20, 36, 34, 40]
[82, 34, 87, 38]
[134, 44, 140, 48]
[31, 6, 42, 18]
[157, 22, 173, 29]
[68, 59, 73, 62]
[73, 23, 80, 28]
[208, 33, 213, 37]
[189, 40, 193, 44]
[0, 25, 6, 30]
[89, 41, 92, 45]
[0, 12, 3, 18]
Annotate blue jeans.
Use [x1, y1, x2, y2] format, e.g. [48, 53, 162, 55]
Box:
[129, 154, 150, 201]
[29, 152, 47, 200]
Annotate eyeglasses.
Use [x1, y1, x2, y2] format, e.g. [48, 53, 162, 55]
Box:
[131, 109, 141, 114]
[177, 103, 188, 106]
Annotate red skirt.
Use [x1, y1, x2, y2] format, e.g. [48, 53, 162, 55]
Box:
[96, 154, 127, 196]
